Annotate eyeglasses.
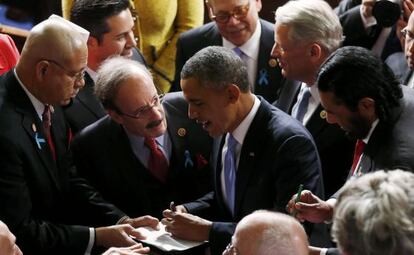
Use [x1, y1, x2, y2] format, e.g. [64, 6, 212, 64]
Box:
[115, 94, 164, 119]
[208, 1, 250, 24]
[43, 59, 86, 82]
[223, 239, 238, 255]
[401, 28, 414, 43]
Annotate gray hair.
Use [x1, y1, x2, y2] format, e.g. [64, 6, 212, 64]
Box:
[333, 170, 414, 255]
[95, 56, 152, 109]
[180, 46, 249, 92]
[275, 0, 343, 53]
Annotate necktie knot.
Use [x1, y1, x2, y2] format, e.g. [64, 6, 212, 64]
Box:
[227, 134, 238, 151]
[233, 47, 244, 58]
[144, 137, 158, 151]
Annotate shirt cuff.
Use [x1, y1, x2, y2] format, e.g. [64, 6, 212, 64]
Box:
[320, 248, 328, 255]
[84, 228, 95, 255]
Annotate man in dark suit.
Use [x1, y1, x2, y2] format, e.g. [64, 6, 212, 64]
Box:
[0, 16, 157, 255]
[71, 57, 212, 219]
[273, 0, 354, 198]
[171, 0, 284, 103]
[162, 46, 324, 254]
[287, 46, 414, 255]
[63, 0, 146, 134]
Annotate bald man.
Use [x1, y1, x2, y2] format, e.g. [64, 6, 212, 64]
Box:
[0, 16, 158, 255]
[223, 210, 308, 255]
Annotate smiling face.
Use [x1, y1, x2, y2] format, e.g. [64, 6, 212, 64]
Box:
[271, 25, 315, 84]
[181, 77, 237, 137]
[89, 8, 136, 70]
[209, 0, 261, 46]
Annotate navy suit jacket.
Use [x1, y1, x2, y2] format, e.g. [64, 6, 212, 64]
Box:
[184, 97, 325, 254]
[63, 48, 146, 134]
[172, 20, 284, 103]
[71, 92, 213, 219]
[275, 80, 354, 197]
[0, 71, 125, 255]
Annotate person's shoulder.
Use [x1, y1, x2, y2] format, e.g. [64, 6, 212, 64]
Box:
[74, 115, 114, 143]
[179, 22, 216, 40]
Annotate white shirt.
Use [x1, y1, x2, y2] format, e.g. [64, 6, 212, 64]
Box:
[220, 95, 261, 207]
[223, 21, 261, 92]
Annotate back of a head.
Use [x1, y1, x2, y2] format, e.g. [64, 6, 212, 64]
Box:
[71, 0, 129, 42]
[333, 170, 414, 255]
[180, 46, 249, 92]
[235, 210, 308, 255]
[317, 46, 402, 121]
[95, 56, 152, 110]
[275, 0, 342, 53]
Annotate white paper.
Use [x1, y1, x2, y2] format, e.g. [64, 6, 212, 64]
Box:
[136, 223, 206, 252]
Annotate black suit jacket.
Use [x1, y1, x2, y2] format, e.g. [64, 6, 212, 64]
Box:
[172, 20, 284, 103]
[63, 48, 146, 134]
[275, 80, 354, 197]
[184, 98, 325, 254]
[71, 92, 213, 219]
[0, 71, 125, 255]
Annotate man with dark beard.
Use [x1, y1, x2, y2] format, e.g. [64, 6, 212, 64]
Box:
[286, 46, 414, 231]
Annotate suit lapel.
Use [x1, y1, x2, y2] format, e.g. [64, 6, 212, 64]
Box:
[306, 105, 328, 136]
[76, 73, 105, 118]
[203, 23, 222, 46]
[8, 75, 62, 191]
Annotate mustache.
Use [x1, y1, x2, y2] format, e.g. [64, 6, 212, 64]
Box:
[146, 118, 163, 129]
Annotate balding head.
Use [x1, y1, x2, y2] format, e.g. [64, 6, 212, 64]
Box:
[16, 16, 89, 105]
[226, 211, 308, 255]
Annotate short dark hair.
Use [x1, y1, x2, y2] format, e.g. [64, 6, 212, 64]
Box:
[181, 46, 250, 92]
[70, 0, 129, 43]
[317, 46, 402, 122]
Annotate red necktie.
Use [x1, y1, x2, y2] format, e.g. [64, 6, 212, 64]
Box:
[351, 139, 365, 175]
[42, 105, 56, 160]
[144, 137, 168, 183]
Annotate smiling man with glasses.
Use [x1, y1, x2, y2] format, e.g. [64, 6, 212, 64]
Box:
[71, 56, 213, 223]
[402, 12, 414, 88]
[172, 0, 284, 104]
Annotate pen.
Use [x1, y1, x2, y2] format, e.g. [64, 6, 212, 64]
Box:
[293, 184, 304, 217]
[170, 201, 177, 212]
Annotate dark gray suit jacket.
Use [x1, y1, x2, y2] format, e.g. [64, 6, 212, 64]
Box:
[184, 97, 326, 254]
[71, 92, 213, 219]
[275, 80, 354, 198]
[172, 20, 284, 103]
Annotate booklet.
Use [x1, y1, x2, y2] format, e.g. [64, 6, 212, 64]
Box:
[136, 223, 207, 252]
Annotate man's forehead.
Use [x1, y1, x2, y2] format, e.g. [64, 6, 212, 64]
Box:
[209, 0, 248, 9]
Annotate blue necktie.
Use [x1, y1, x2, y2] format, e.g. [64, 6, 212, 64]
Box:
[224, 134, 238, 215]
[293, 87, 311, 122]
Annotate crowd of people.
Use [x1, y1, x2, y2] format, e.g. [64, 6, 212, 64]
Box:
[1, 0, 414, 254]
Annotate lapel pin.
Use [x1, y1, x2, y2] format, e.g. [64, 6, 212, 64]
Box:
[320, 110, 327, 119]
[268, 58, 277, 68]
[249, 152, 255, 157]
[32, 123, 37, 132]
[184, 150, 194, 168]
[258, 69, 269, 86]
[34, 133, 46, 149]
[177, 128, 186, 137]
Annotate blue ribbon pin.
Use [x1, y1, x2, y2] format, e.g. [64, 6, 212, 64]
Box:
[184, 150, 194, 168]
[35, 132, 46, 149]
[258, 69, 269, 86]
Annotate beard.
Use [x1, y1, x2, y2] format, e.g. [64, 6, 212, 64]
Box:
[344, 114, 372, 140]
